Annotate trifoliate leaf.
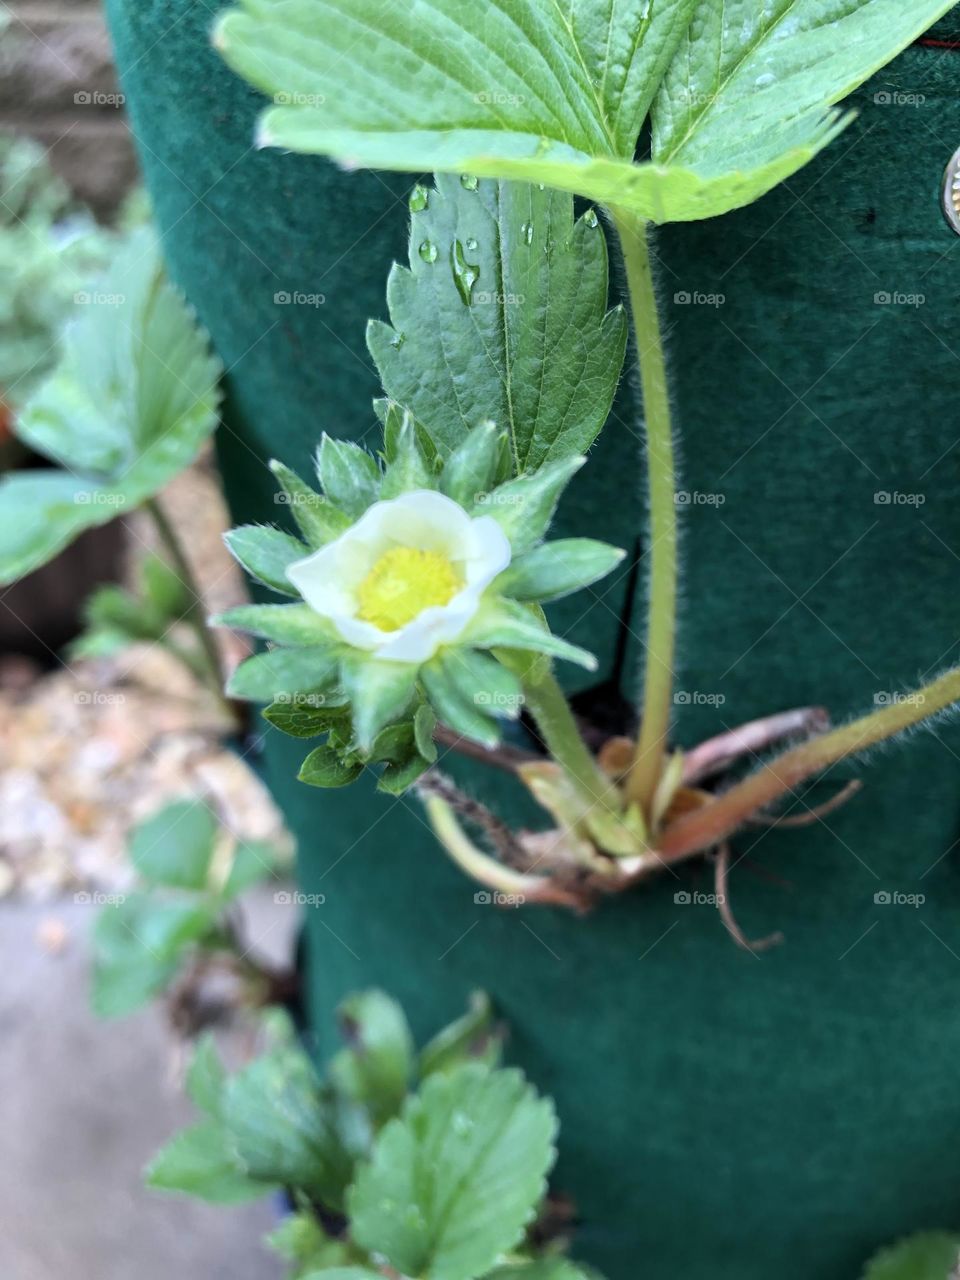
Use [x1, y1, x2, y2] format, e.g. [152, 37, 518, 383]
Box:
[368, 175, 625, 470]
[467, 600, 598, 672]
[340, 655, 419, 753]
[499, 539, 626, 603]
[224, 524, 306, 596]
[227, 646, 342, 702]
[330, 989, 415, 1127]
[479, 457, 585, 555]
[129, 799, 218, 891]
[214, 603, 336, 647]
[347, 1063, 558, 1280]
[3, 231, 221, 584]
[418, 992, 502, 1078]
[298, 744, 364, 789]
[270, 459, 351, 546]
[215, 0, 953, 223]
[860, 1233, 960, 1280]
[146, 1120, 264, 1204]
[316, 434, 381, 518]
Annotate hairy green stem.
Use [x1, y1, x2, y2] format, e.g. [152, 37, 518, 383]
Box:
[145, 496, 236, 723]
[659, 667, 960, 861]
[609, 207, 677, 816]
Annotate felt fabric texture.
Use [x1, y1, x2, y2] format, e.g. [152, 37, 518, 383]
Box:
[105, 5, 960, 1277]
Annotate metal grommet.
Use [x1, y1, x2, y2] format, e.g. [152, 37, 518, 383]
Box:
[941, 145, 960, 234]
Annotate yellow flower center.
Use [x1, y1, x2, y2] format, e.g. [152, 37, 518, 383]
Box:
[356, 547, 462, 631]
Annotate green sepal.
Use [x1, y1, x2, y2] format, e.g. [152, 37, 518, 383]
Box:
[298, 744, 364, 789]
[421, 656, 501, 748]
[340, 654, 419, 753]
[316, 433, 382, 518]
[467, 600, 598, 671]
[212, 603, 336, 647]
[413, 703, 438, 764]
[227, 646, 342, 702]
[223, 524, 305, 596]
[479, 457, 584, 554]
[440, 420, 501, 506]
[441, 647, 524, 720]
[498, 538, 626, 603]
[380, 406, 432, 499]
[270, 459, 351, 546]
[379, 398, 442, 472]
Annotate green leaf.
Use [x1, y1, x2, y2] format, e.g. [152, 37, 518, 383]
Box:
[146, 1120, 264, 1204]
[468, 600, 598, 672]
[267, 1211, 353, 1274]
[861, 1233, 960, 1280]
[222, 840, 279, 898]
[377, 753, 432, 796]
[419, 991, 502, 1078]
[499, 538, 626, 603]
[141, 552, 189, 618]
[186, 1033, 228, 1117]
[270, 459, 351, 546]
[227, 646, 342, 702]
[340, 655, 419, 753]
[316, 434, 381, 518]
[92, 894, 216, 1017]
[224, 524, 306, 596]
[214, 603, 335, 647]
[263, 696, 348, 739]
[348, 1063, 557, 1280]
[331, 989, 415, 1127]
[222, 1048, 361, 1208]
[369, 176, 625, 471]
[216, 0, 953, 223]
[129, 799, 218, 891]
[480, 457, 584, 555]
[489, 1263, 599, 1280]
[3, 231, 221, 584]
[298, 744, 364, 789]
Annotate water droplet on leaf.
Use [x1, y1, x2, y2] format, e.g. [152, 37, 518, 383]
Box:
[466, 237, 478, 251]
[451, 239, 480, 305]
[521, 222, 534, 245]
[460, 173, 479, 191]
[584, 208, 599, 228]
[419, 240, 438, 263]
[409, 184, 429, 212]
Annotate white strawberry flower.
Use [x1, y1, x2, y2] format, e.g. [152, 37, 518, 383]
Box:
[285, 490, 512, 663]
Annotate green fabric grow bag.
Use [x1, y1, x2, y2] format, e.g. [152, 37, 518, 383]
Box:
[105, 5, 960, 1276]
